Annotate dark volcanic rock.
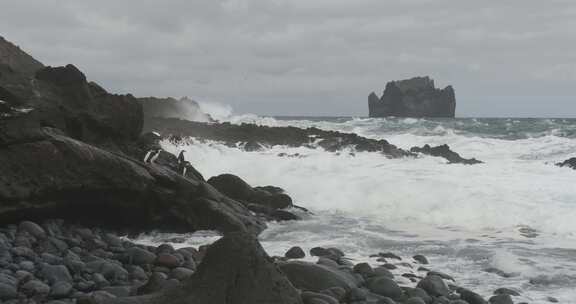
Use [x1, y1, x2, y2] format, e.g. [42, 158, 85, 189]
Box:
[417, 275, 450, 297]
[208, 173, 300, 221]
[369, 76, 456, 118]
[556, 157, 576, 169]
[366, 277, 402, 299]
[410, 144, 482, 164]
[146, 118, 413, 158]
[1, 36, 142, 149]
[285, 246, 306, 259]
[0, 36, 44, 76]
[279, 261, 360, 292]
[0, 127, 264, 235]
[119, 232, 302, 304]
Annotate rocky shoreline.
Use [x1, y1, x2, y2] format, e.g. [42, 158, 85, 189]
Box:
[0, 36, 541, 304]
[145, 117, 483, 164]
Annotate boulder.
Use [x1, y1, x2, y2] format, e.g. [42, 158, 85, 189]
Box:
[368, 76, 456, 118]
[413, 255, 429, 265]
[40, 263, 73, 284]
[366, 277, 402, 299]
[417, 275, 450, 297]
[285, 246, 306, 259]
[279, 261, 360, 292]
[117, 232, 302, 304]
[0, 128, 264, 235]
[208, 174, 294, 210]
[21, 279, 51, 297]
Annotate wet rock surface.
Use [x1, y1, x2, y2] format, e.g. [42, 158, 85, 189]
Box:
[0, 220, 201, 304]
[556, 157, 576, 169]
[410, 144, 483, 164]
[145, 117, 413, 158]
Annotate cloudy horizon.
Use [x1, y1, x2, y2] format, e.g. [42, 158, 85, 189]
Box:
[1, 0, 576, 117]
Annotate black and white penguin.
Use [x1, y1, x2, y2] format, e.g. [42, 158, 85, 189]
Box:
[144, 149, 161, 163]
[177, 150, 186, 164]
[149, 149, 161, 163]
[143, 150, 154, 163]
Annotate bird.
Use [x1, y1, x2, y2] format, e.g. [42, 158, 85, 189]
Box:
[149, 149, 161, 163]
[144, 149, 161, 163]
[177, 150, 186, 164]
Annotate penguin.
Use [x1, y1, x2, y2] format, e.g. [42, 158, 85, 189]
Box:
[177, 150, 186, 164]
[143, 150, 154, 163]
[149, 149, 161, 164]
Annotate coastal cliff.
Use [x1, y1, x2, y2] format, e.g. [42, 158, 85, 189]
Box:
[368, 76, 456, 118]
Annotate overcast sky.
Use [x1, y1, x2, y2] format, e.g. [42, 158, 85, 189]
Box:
[1, 0, 576, 117]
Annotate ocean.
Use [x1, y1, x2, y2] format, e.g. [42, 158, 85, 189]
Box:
[138, 113, 576, 304]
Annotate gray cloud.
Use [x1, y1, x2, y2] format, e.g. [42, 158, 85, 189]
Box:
[1, 0, 575, 116]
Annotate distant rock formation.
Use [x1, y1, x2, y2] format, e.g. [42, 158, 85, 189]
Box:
[139, 96, 213, 123]
[368, 76, 456, 118]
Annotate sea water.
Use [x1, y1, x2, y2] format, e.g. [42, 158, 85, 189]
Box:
[141, 109, 576, 303]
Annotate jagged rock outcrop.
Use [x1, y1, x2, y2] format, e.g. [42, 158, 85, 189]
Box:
[410, 144, 483, 165]
[556, 157, 576, 170]
[369, 76, 456, 118]
[0, 127, 265, 234]
[139, 96, 212, 123]
[0, 36, 44, 76]
[1, 37, 142, 147]
[145, 118, 414, 158]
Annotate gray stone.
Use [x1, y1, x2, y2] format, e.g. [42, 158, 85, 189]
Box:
[285, 246, 306, 259]
[404, 287, 432, 304]
[366, 277, 402, 299]
[128, 265, 147, 281]
[124, 247, 156, 265]
[279, 261, 360, 292]
[50, 281, 73, 298]
[347, 287, 368, 302]
[373, 267, 394, 279]
[10, 246, 35, 258]
[489, 294, 513, 304]
[41, 263, 72, 284]
[417, 275, 450, 297]
[494, 288, 520, 297]
[413, 255, 429, 265]
[19, 261, 36, 272]
[155, 253, 182, 268]
[93, 273, 110, 288]
[406, 297, 427, 304]
[0, 274, 17, 287]
[353, 263, 374, 278]
[319, 287, 347, 302]
[0, 282, 18, 300]
[102, 286, 132, 297]
[42, 252, 63, 265]
[19, 221, 46, 239]
[21, 279, 51, 296]
[15, 270, 33, 281]
[170, 267, 195, 281]
[301, 291, 339, 304]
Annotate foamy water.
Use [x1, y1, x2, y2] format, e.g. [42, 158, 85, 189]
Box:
[144, 105, 576, 303]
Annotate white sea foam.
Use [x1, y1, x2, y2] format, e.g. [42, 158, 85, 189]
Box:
[153, 112, 576, 303]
